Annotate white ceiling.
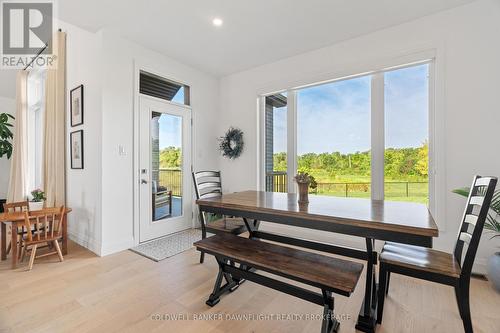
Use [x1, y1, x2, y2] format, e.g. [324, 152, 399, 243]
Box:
[47, 0, 477, 78]
[57, 0, 475, 77]
[0, 0, 477, 99]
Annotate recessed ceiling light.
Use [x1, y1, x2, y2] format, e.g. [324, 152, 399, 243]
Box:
[212, 18, 223, 27]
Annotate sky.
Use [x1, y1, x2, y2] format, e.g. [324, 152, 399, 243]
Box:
[158, 88, 185, 149]
[158, 113, 182, 149]
[157, 64, 429, 153]
[273, 63, 429, 154]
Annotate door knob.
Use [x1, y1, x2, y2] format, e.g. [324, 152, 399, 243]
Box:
[141, 179, 148, 184]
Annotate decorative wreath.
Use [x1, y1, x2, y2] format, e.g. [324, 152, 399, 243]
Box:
[219, 127, 244, 159]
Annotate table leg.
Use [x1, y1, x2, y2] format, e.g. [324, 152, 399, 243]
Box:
[242, 218, 255, 238]
[62, 213, 68, 255]
[355, 238, 377, 333]
[1, 222, 6, 261]
[11, 223, 17, 269]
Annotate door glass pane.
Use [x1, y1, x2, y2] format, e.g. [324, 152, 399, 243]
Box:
[151, 112, 183, 221]
[265, 92, 287, 192]
[297, 76, 371, 197]
[384, 64, 429, 204]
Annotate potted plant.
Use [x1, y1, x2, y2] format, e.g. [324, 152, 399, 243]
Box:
[0, 112, 15, 159]
[0, 112, 15, 210]
[294, 172, 318, 204]
[453, 186, 500, 291]
[29, 189, 46, 211]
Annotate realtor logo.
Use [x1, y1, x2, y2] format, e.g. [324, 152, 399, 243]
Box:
[2, 0, 53, 54]
[1, 0, 54, 68]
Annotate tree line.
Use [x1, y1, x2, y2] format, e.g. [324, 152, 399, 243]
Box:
[159, 142, 429, 181]
[273, 142, 428, 181]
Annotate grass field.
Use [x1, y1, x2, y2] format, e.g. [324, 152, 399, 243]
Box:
[313, 181, 428, 204]
[278, 170, 429, 204]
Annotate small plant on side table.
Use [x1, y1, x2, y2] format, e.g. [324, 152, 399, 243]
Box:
[29, 189, 46, 211]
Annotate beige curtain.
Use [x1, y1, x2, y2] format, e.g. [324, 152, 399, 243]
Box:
[7, 71, 29, 202]
[43, 31, 67, 206]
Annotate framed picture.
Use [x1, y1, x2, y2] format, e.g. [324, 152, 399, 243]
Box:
[70, 130, 84, 169]
[70, 85, 84, 127]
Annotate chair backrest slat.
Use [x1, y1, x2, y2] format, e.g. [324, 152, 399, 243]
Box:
[463, 214, 478, 226]
[192, 171, 222, 200]
[192, 171, 223, 226]
[24, 207, 65, 243]
[454, 175, 497, 278]
[459, 231, 472, 244]
[3, 201, 29, 213]
[194, 171, 220, 179]
[475, 177, 493, 187]
[199, 191, 222, 199]
[469, 196, 484, 206]
[197, 181, 221, 189]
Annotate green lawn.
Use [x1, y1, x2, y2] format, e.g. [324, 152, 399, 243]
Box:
[306, 171, 429, 204]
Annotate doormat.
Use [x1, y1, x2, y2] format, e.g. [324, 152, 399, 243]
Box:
[130, 228, 202, 262]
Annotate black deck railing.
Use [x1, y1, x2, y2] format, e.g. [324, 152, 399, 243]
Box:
[158, 169, 182, 197]
[265, 172, 427, 199]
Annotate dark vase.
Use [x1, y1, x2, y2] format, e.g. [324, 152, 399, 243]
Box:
[488, 252, 500, 293]
[297, 182, 310, 204]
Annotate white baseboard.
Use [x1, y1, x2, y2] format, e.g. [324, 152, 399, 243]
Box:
[472, 258, 488, 275]
[100, 237, 135, 256]
[68, 230, 101, 256]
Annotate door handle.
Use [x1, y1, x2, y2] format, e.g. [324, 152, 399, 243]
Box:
[141, 179, 148, 184]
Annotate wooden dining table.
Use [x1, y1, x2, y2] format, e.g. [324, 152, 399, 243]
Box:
[0, 207, 72, 269]
[197, 191, 438, 333]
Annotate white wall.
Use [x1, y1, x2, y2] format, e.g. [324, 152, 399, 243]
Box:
[99, 30, 220, 255]
[0, 96, 16, 198]
[218, 0, 500, 273]
[59, 26, 220, 256]
[59, 21, 103, 255]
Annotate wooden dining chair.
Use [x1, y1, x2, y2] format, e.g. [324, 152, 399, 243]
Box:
[192, 171, 247, 263]
[377, 175, 498, 333]
[22, 206, 66, 271]
[3, 201, 29, 257]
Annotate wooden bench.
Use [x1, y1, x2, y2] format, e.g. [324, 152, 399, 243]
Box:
[194, 233, 364, 333]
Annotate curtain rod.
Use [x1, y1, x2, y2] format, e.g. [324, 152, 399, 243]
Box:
[23, 28, 62, 71]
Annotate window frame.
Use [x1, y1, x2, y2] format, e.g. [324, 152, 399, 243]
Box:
[258, 59, 436, 210]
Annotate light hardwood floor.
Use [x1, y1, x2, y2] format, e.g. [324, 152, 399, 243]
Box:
[1, 240, 499, 333]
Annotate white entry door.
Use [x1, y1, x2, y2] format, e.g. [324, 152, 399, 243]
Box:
[139, 96, 192, 242]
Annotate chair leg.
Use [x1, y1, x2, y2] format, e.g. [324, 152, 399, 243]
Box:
[17, 236, 23, 260]
[28, 245, 37, 271]
[385, 271, 391, 295]
[199, 225, 207, 264]
[53, 240, 64, 262]
[454, 285, 463, 319]
[459, 280, 473, 333]
[19, 244, 24, 262]
[377, 265, 388, 324]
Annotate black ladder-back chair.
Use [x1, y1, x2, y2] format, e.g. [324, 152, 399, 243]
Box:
[377, 175, 498, 333]
[192, 171, 247, 263]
